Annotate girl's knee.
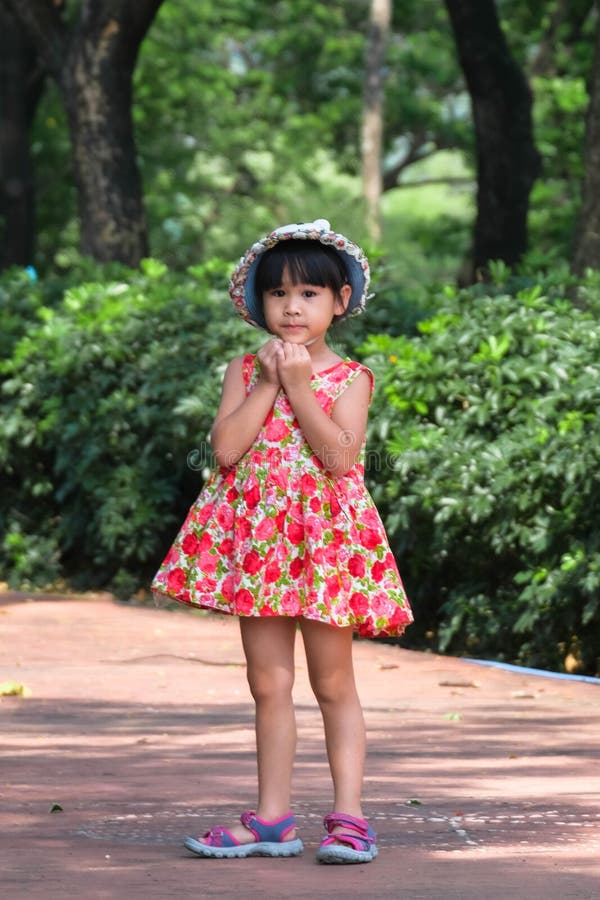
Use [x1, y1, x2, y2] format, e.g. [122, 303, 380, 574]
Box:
[310, 671, 358, 708]
[247, 666, 295, 704]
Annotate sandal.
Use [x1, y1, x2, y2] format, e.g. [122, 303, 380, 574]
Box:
[316, 812, 378, 864]
[184, 810, 303, 858]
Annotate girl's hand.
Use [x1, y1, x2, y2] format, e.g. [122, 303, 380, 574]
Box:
[257, 338, 284, 385]
[277, 342, 312, 391]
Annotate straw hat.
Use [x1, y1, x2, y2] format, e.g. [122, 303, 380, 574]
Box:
[229, 218, 370, 329]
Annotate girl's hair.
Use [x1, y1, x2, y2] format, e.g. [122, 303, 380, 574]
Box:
[254, 240, 350, 321]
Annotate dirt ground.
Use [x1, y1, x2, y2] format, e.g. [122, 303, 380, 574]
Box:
[1, 591, 599, 899]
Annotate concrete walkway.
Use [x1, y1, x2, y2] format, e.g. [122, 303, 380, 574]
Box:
[1, 592, 599, 899]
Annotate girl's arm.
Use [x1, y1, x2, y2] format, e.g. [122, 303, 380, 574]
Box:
[278, 345, 371, 477]
[210, 341, 283, 466]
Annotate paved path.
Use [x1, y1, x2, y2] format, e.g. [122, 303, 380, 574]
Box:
[1, 592, 599, 899]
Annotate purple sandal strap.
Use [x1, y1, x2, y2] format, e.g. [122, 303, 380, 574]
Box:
[201, 825, 241, 848]
[322, 812, 377, 850]
[239, 810, 297, 843]
[323, 813, 374, 837]
[321, 831, 371, 851]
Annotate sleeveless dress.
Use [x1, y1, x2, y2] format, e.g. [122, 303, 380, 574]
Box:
[151, 354, 413, 638]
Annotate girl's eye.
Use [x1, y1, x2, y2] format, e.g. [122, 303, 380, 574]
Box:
[303, 290, 317, 298]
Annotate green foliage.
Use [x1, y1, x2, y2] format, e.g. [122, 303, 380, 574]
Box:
[28, 0, 473, 270]
[0, 260, 260, 595]
[3, 262, 600, 675]
[360, 270, 600, 674]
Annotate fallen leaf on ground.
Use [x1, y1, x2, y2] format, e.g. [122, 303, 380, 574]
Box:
[0, 681, 32, 697]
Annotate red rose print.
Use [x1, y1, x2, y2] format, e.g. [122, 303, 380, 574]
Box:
[348, 555, 366, 578]
[167, 568, 186, 594]
[164, 546, 179, 566]
[325, 574, 341, 598]
[359, 507, 381, 529]
[234, 588, 254, 614]
[218, 538, 234, 555]
[301, 473, 317, 496]
[305, 516, 323, 539]
[287, 521, 304, 545]
[265, 417, 289, 441]
[264, 561, 281, 584]
[275, 509, 286, 532]
[196, 503, 215, 525]
[243, 482, 261, 509]
[266, 447, 283, 465]
[226, 486, 239, 503]
[221, 575, 235, 602]
[280, 590, 301, 615]
[200, 532, 213, 552]
[324, 543, 339, 565]
[217, 505, 235, 529]
[255, 516, 277, 541]
[195, 576, 216, 593]
[289, 557, 303, 579]
[259, 604, 276, 616]
[270, 467, 290, 491]
[199, 551, 218, 574]
[349, 591, 369, 616]
[242, 550, 262, 575]
[289, 501, 304, 521]
[237, 517, 252, 540]
[329, 493, 341, 517]
[371, 560, 386, 583]
[310, 496, 321, 513]
[359, 528, 381, 550]
[371, 590, 392, 615]
[181, 533, 201, 556]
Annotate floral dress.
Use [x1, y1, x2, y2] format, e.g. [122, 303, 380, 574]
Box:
[151, 354, 413, 637]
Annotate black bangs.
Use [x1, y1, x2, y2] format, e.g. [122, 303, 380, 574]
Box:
[254, 240, 348, 295]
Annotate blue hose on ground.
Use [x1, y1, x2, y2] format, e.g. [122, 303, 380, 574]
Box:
[463, 658, 600, 685]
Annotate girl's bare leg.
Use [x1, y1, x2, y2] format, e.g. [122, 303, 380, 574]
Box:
[300, 619, 366, 820]
[224, 616, 298, 843]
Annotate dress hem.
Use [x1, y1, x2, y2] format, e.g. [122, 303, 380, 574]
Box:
[151, 589, 411, 639]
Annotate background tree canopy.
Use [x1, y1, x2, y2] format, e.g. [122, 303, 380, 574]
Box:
[1, 0, 600, 675]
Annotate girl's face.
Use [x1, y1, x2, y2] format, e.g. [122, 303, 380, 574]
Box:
[262, 267, 351, 346]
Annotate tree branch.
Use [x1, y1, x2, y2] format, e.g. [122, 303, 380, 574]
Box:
[383, 143, 445, 191]
[393, 176, 474, 190]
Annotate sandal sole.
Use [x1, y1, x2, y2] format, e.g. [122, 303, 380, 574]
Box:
[316, 845, 378, 865]
[184, 836, 304, 858]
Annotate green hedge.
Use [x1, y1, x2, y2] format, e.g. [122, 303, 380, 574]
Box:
[2, 260, 599, 674]
[361, 269, 600, 674]
[0, 259, 260, 596]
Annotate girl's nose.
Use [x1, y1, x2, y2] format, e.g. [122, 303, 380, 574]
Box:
[283, 293, 302, 315]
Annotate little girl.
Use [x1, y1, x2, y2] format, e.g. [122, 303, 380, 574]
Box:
[152, 218, 413, 863]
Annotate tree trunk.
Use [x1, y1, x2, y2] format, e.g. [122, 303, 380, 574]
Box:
[362, 0, 391, 243]
[444, 0, 541, 281]
[3, 0, 164, 267]
[573, 14, 600, 274]
[0, 5, 44, 269]
[59, 8, 154, 265]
